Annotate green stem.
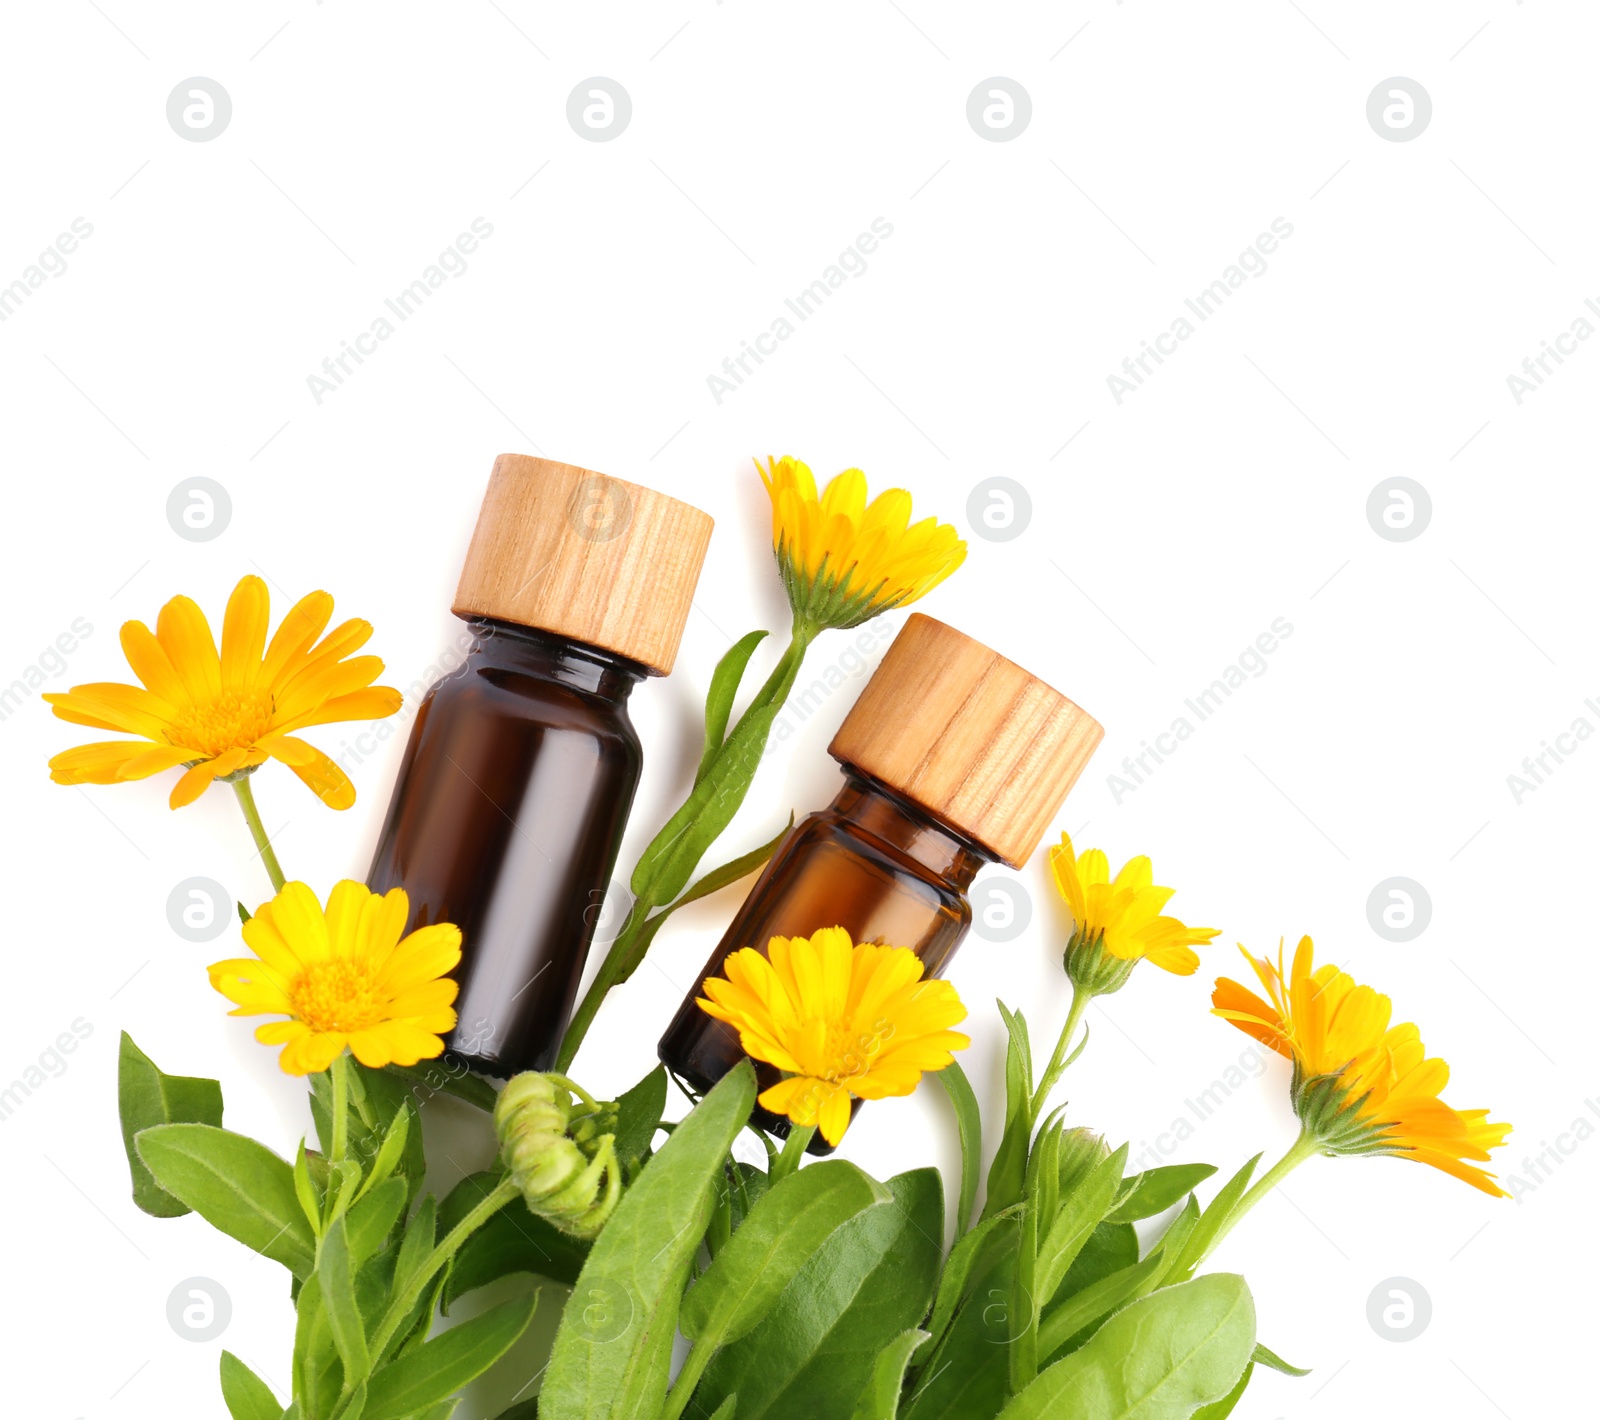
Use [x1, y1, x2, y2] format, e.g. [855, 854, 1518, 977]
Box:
[663, 1337, 718, 1420]
[1195, 1129, 1321, 1269]
[231, 774, 286, 894]
[556, 623, 817, 1073]
[368, 1177, 521, 1360]
[330, 1050, 351, 1166]
[770, 1124, 815, 1183]
[1030, 985, 1092, 1118]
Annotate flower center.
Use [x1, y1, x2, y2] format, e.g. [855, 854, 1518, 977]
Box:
[289, 957, 385, 1034]
[167, 689, 276, 758]
[812, 1018, 888, 1085]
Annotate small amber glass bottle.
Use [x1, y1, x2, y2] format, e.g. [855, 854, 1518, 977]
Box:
[658, 613, 1104, 1138]
[368, 455, 712, 1078]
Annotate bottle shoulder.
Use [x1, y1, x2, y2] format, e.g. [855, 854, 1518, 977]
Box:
[787, 806, 971, 907]
[423, 660, 642, 750]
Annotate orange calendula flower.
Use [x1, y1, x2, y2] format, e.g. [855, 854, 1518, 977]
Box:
[759, 456, 966, 631]
[697, 926, 970, 1145]
[209, 880, 460, 1076]
[1049, 832, 1220, 995]
[45, 575, 400, 809]
[1213, 936, 1512, 1197]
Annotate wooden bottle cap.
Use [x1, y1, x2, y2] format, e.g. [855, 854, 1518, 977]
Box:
[452, 454, 713, 676]
[828, 614, 1104, 868]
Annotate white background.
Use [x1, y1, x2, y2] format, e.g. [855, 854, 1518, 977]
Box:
[1, 2, 1592, 1416]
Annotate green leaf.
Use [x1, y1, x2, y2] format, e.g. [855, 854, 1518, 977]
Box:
[1251, 1341, 1310, 1377]
[335, 1379, 367, 1420]
[998, 1274, 1257, 1420]
[630, 676, 795, 907]
[699, 629, 769, 781]
[936, 1062, 982, 1235]
[1060, 1221, 1139, 1299]
[1164, 1155, 1261, 1285]
[982, 1002, 1035, 1219]
[293, 1273, 343, 1416]
[384, 1062, 500, 1113]
[347, 1177, 408, 1267]
[696, 1169, 944, 1420]
[136, 1124, 316, 1277]
[350, 1066, 429, 1204]
[363, 1290, 538, 1420]
[612, 1065, 668, 1173]
[393, 1194, 437, 1297]
[293, 1141, 323, 1235]
[540, 1061, 758, 1420]
[1036, 1249, 1169, 1363]
[219, 1351, 281, 1420]
[489, 1404, 538, 1420]
[683, 1159, 889, 1346]
[1106, 1164, 1219, 1224]
[1035, 1144, 1127, 1304]
[850, 1328, 928, 1420]
[674, 817, 792, 911]
[902, 1213, 1018, 1420]
[1194, 1362, 1252, 1419]
[1145, 1197, 1200, 1292]
[322, 1217, 372, 1387]
[728, 1159, 770, 1231]
[442, 1174, 591, 1309]
[118, 1033, 223, 1218]
[607, 819, 795, 990]
[914, 1206, 1018, 1362]
[358, 1107, 411, 1201]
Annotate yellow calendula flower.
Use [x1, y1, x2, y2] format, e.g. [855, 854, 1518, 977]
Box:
[697, 926, 970, 1145]
[759, 456, 966, 631]
[209, 880, 460, 1076]
[1213, 936, 1512, 1197]
[1049, 832, 1220, 995]
[45, 574, 400, 810]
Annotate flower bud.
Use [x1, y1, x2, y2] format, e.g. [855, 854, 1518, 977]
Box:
[494, 1072, 623, 1240]
[1057, 1126, 1111, 1196]
[1063, 928, 1137, 999]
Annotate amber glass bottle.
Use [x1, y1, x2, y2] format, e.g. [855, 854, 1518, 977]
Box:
[368, 455, 712, 1077]
[658, 613, 1104, 1140]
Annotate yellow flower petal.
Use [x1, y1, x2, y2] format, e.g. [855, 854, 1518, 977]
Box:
[48, 577, 400, 811]
[212, 880, 461, 1077]
[759, 456, 966, 629]
[1211, 937, 1511, 1196]
[697, 926, 968, 1144]
[1052, 832, 1218, 988]
[221, 576, 270, 692]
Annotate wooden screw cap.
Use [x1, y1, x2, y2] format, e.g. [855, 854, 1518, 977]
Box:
[828, 614, 1104, 868]
[452, 454, 714, 676]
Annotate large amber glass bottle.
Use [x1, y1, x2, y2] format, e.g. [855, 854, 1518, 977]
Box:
[658, 613, 1104, 1139]
[368, 455, 712, 1077]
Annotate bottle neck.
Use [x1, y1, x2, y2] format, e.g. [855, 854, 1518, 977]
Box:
[460, 616, 646, 702]
[830, 767, 990, 890]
